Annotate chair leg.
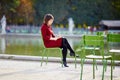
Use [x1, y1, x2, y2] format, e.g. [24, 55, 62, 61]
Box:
[102, 59, 105, 80]
[75, 54, 77, 68]
[93, 59, 95, 79]
[80, 58, 85, 80]
[95, 59, 98, 70]
[104, 60, 107, 72]
[61, 59, 63, 67]
[41, 49, 46, 66]
[102, 58, 113, 80]
[111, 58, 113, 80]
[41, 48, 63, 67]
[113, 59, 115, 69]
[112, 54, 115, 70]
[59, 49, 63, 67]
[46, 50, 49, 65]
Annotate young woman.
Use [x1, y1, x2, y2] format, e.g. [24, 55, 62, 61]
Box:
[41, 14, 78, 67]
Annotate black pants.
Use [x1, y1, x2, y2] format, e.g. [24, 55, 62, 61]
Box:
[60, 38, 74, 62]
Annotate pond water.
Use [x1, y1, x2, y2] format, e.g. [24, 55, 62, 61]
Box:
[0, 36, 80, 57]
[0, 36, 120, 60]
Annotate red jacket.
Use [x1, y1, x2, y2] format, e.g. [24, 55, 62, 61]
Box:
[41, 23, 62, 48]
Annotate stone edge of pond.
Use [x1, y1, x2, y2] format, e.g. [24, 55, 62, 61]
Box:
[0, 54, 120, 66]
[0, 33, 82, 38]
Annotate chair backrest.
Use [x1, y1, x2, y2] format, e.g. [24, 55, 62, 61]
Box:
[82, 35, 104, 55]
[40, 32, 46, 48]
[83, 35, 104, 47]
[107, 33, 120, 50]
[107, 34, 120, 43]
[97, 31, 105, 36]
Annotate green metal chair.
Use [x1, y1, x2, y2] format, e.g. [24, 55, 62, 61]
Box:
[97, 31, 105, 36]
[80, 35, 113, 80]
[107, 33, 120, 53]
[107, 33, 120, 69]
[40, 34, 63, 67]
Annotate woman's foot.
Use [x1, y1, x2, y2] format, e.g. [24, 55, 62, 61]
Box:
[63, 61, 69, 67]
[70, 52, 79, 57]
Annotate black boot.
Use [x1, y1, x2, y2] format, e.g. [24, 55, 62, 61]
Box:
[63, 61, 69, 67]
[70, 52, 79, 57]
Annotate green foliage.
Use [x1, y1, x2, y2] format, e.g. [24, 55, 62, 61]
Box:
[67, 0, 114, 25]
[111, 0, 120, 19]
[33, 0, 119, 26]
[33, 0, 68, 24]
[0, 0, 120, 26]
[0, 0, 20, 15]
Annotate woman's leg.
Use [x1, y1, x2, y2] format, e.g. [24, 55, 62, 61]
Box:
[61, 46, 68, 67]
[61, 38, 69, 67]
[62, 46, 67, 62]
[61, 37, 77, 67]
[62, 38, 75, 56]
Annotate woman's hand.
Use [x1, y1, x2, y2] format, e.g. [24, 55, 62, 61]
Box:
[50, 37, 58, 40]
[50, 35, 62, 40]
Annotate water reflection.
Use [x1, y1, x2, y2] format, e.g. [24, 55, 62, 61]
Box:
[1, 38, 5, 53]
[0, 37, 79, 54]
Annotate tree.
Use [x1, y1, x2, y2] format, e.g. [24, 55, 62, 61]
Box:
[1, 0, 120, 25]
[111, 0, 120, 19]
[67, 0, 115, 25]
[33, 0, 68, 25]
[16, 0, 35, 25]
[0, 0, 20, 24]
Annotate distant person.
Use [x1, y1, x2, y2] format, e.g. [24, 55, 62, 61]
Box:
[89, 26, 94, 34]
[41, 14, 78, 67]
[6, 26, 10, 33]
[103, 25, 108, 35]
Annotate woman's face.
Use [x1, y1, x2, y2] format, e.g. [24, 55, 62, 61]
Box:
[47, 19, 53, 26]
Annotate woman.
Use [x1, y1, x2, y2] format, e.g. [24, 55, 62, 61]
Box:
[41, 14, 77, 67]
